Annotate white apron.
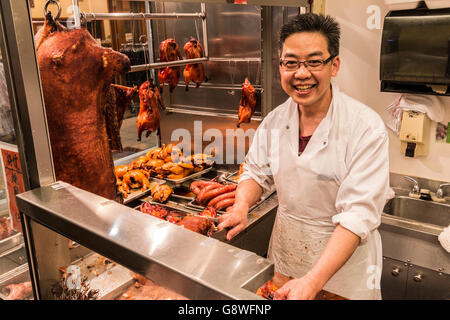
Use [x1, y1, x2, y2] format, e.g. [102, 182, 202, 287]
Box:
[266, 96, 382, 300]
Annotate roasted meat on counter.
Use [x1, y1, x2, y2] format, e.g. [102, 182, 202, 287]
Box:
[34, 13, 131, 200]
[158, 39, 182, 93]
[1, 282, 33, 300]
[137, 80, 164, 141]
[176, 215, 214, 236]
[183, 37, 206, 90]
[237, 77, 257, 128]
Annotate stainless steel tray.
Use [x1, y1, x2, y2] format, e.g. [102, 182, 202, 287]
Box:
[225, 171, 240, 184]
[123, 178, 166, 204]
[171, 186, 196, 201]
[186, 186, 276, 215]
[164, 166, 213, 184]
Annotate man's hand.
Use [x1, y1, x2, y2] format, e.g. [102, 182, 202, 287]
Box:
[217, 202, 249, 241]
[273, 274, 323, 300]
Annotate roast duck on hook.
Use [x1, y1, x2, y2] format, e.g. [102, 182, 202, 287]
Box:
[35, 12, 131, 200]
[183, 37, 207, 90]
[237, 77, 257, 128]
[136, 79, 165, 141]
[158, 38, 183, 93]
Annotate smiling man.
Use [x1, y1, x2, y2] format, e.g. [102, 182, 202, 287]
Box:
[218, 14, 392, 300]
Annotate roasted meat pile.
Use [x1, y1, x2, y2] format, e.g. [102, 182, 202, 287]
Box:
[136, 79, 164, 141]
[190, 180, 236, 211]
[118, 273, 187, 300]
[139, 202, 215, 236]
[237, 77, 257, 128]
[34, 13, 130, 200]
[158, 38, 183, 93]
[114, 143, 214, 200]
[183, 37, 206, 90]
[1, 281, 33, 300]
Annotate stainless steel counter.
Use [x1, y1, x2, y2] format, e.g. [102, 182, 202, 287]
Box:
[16, 181, 276, 300]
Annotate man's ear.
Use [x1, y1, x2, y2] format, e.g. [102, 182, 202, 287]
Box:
[331, 56, 340, 77]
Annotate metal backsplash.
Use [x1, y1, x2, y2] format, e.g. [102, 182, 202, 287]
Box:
[152, 2, 305, 116]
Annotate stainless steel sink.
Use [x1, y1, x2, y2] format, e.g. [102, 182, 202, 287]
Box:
[383, 196, 450, 227]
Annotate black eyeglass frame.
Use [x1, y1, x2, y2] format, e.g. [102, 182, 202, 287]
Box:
[279, 55, 336, 71]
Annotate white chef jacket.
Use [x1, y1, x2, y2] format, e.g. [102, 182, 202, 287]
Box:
[240, 83, 392, 300]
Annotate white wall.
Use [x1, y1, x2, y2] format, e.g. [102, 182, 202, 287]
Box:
[326, 0, 450, 182]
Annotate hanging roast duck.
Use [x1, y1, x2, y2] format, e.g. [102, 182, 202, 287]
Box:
[158, 38, 183, 93]
[237, 77, 257, 128]
[183, 37, 207, 90]
[137, 79, 165, 141]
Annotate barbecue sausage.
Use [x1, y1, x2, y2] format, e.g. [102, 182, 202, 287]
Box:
[207, 191, 236, 208]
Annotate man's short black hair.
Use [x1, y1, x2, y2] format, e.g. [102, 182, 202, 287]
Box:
[279, 13, 341, 57]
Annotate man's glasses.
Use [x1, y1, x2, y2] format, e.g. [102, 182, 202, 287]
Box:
[279, 55, 336, 71]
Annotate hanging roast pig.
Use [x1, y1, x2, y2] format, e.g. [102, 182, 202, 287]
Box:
[34, 13, 131, 200]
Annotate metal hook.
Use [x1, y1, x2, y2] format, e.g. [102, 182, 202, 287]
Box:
[44, 0, 61, 21]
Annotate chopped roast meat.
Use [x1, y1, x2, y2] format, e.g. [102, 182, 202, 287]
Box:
[2, 282, 33, 300]
[237, 77, 257, 128]
[118, 275, 187, 300]
[176, 215, 214, 236]
[255, 280, 278, 300]
[34, 13, 131, 200]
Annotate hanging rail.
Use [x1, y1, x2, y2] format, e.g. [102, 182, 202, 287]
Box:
[130, 57, 208, 72]
[81, 12, 205, 21]
[71, 0, 209, 73]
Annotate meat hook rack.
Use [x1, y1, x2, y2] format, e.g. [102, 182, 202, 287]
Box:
[70, 0, 209, 73]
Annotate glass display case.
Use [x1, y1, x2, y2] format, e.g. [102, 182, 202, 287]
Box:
[0, 0, 314, 300]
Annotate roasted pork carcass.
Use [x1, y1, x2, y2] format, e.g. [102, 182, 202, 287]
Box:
[34, 13, 131, 200]
[183, 37, 206, 90]
[237, 77, 257, 128]
[136, 80, 164, 141]
[158, 39, 182, 93]
[105, 84, 138, 152]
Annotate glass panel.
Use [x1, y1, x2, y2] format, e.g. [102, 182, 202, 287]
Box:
[0, 23, 30, 301]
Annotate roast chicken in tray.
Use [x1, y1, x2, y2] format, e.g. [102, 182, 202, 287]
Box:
[237, 77, 257, 128]
[183, 37, 207, 90]
[158, 38, 183, 93]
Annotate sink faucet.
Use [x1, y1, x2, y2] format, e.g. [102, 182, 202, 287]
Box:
[436, 183, 450, 200]
[403, 176, 420, 196]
